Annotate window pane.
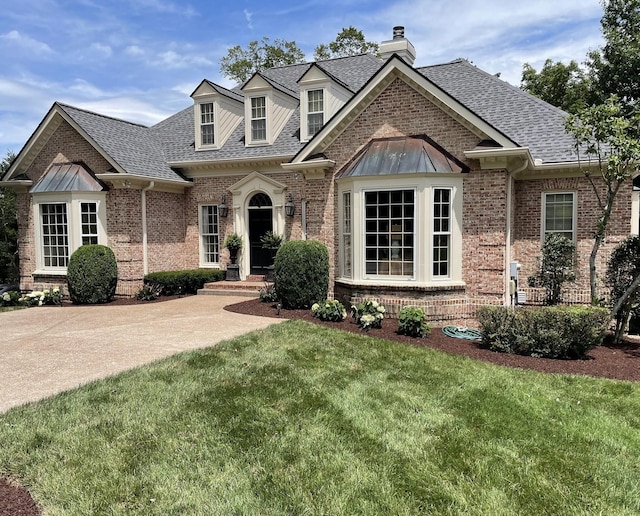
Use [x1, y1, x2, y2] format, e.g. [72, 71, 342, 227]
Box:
[342, 192, 352, 277]
[307, 89, 324, 137]
[364, 189, 414, 278]
[544, 193, 574, 240]
[41, 204, 69, 267]
[201, 205, 220, 264]
[200, 103, 215, 145]
[433, 188, 451, 278]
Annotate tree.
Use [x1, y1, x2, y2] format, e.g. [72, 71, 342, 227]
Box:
[220, 37, 305, 84]
[0, 151, 18, 283]
[564, 96, 640, 303]
[587, 0, 640, 110]
[520, 59, 591, 113]
[606, 235, 640, 342]
[527, 233, 576, 305]
[313, 26, 378, 61]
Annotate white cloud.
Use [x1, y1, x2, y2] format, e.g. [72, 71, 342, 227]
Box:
[131, 0, 196, 17]
[89, 43, 113, 59]
[0, 30, 53, 55]
[155, 50, 214, 69]
[125, 45, 145, 57]
[244, 9, 254, 30]
[66, 97, 176, 126]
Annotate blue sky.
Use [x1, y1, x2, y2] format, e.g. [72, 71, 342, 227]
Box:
[1, 0, 604, 155]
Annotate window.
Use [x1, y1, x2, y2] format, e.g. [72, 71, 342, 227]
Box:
[432, 188, 451, 278]
[200, 102, 215, 146]
[544, 192, 575, 241]
[80, 202, 98, 245]
[307, 89, 324, 138]
[200, 205, 220, 265]
[250, 96, 267, 142]
[342, 192, 352, 278]
[364, 189, 414, 277]
[41, 203, 69, 268]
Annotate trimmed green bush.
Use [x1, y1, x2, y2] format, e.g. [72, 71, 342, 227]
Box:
[67, 245, 118, 304]
[398, 306, 431, 338]
[144, 269, 225, 296]
[477, 305, 610, 359]
[274, 240, 329, 309]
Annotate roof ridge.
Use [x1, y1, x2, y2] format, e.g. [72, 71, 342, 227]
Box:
[56, 102, 149, 129]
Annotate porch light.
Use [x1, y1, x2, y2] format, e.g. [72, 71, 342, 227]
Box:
[285, 193, 295, 217]
[219, 195, 228, 218]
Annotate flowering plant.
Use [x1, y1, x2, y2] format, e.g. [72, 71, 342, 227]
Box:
[1, 290, 21, 307]
[351, 299, 385, 330]
[311, 299, 347, 322]
[19, 288, 63, 307]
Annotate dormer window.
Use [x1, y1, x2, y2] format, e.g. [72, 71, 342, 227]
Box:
[200, 102, 215, 146]
[307, 89, 324, 138]
[251, 96, 267, 142]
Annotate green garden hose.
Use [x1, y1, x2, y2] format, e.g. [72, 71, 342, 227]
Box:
[442, 326, 482, 341]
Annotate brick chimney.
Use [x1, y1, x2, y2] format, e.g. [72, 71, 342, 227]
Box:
[379, 26, 416, 65]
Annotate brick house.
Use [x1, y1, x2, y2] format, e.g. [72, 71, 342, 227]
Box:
[2, 28, 636, 322]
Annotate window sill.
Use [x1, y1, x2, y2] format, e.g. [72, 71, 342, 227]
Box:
[336, 278, 466, 292]
[33, 269, 67, 277]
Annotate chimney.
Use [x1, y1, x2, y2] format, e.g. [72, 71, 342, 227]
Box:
[379, 25, 416, 65]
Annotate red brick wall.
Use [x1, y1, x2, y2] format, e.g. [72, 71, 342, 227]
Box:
[513, 174, 633, 303]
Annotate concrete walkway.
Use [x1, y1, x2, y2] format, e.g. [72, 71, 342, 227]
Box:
[0, 296, 282, 413]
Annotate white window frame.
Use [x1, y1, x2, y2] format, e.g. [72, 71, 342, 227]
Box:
[341, 191, 352, 278]
[432, 187, 452, 279]
[250, 96, 267, 143]
[195, 101, 217, 150]
[306, 89, 324, 139]
[337, 176, 463, 287]
[33, 192, 107, 275]
[542, 191, 577, 242]
[199, 204, 220, 267]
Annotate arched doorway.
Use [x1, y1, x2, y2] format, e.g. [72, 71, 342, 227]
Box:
[248, 192, 273, 274]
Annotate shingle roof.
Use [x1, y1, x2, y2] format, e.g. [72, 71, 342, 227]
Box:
[54, 53, 577, 182]
[57, 103, 187, 182]
[417, 59, 576, 163]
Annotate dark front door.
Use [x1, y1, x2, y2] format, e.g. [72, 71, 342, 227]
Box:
[248, 193, 273, 274]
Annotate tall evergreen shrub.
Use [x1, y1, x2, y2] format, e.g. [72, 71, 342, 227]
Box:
[67, 244, 118, 304]
[274, 240, 329, 309]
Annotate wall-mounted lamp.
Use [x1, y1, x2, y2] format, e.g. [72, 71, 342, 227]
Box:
[285, 193, 295, 217]
[219, 195, 229, 218]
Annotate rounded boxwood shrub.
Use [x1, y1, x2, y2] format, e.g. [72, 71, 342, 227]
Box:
[274, 240, 329, 309]
[67, 244, 118, 304]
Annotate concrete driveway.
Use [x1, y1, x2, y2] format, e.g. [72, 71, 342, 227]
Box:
[0, 296, 282, 413]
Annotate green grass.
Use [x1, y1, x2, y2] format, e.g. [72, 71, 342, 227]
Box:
[1, 320, 639, 515]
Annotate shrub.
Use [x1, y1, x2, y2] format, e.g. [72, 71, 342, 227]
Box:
[259, 283, 278, 303]
[351, 299, 385, 330]
[136, 284, 162, 301]
[67, 245, 117, 304]
[527, 233, 576, 305]
[311, 300, 347, 322]
[477, 305, 609, 359]
[398, 306, 431, 338]
[0, 290, 21, 307]
[274, 240, 329, 309]
[144, 269, 225, 296]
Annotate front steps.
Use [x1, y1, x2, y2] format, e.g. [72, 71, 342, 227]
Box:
[198, 274, 269, 298]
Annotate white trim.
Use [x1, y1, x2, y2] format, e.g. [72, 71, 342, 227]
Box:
[198, 204, 221, 268]
[632, 190, 640, 236]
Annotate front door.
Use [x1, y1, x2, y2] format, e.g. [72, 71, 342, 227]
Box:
[248, 193, 273, 274]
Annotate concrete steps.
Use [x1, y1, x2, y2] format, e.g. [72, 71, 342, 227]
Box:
[198, 275, 269, 298]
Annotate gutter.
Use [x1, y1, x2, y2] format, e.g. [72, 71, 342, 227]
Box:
[505, 158, 529, 306]
[141, 181, 155, 276]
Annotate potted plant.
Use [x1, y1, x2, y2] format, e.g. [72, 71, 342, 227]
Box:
[223, 233, 243, 264]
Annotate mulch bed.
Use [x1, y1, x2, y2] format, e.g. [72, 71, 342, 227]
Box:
[4, 295, 639, 516]
[224, 298, 640, 383]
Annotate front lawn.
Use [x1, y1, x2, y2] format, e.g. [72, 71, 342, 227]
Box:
[1, 320, 639, 514]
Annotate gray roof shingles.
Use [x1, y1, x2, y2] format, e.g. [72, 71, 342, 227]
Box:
[57, 53, 578, 182]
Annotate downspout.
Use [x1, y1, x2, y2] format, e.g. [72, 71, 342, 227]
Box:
[504, 159, 528, 306]
[141, 181, 155, 276]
